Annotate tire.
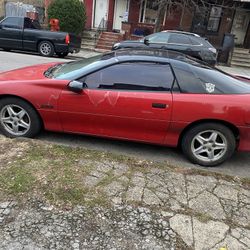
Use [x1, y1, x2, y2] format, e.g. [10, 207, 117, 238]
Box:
[0, 97, 41, 138]
[38, 41, 54, 57]
[181, 123, 236, 167]
[3, 48, 11, 52]
[56, 52, 68, 58]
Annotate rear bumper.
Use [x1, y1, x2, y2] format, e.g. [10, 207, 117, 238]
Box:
[54, 44, 80, 54]
[238, 126, 250, 151]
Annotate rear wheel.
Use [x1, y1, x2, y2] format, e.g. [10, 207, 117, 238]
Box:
[0, 98, 41, 138]
[38, 41, 54, 57]
[182, 123, 236, 167]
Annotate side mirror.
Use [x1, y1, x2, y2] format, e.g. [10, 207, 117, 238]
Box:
[144, 37, 149, 46]
[68, 80, 86, 93]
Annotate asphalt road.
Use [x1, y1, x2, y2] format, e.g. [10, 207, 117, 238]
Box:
[0, 50, 250, 178]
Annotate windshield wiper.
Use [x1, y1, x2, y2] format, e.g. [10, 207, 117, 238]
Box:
[44, 63, 65, 78]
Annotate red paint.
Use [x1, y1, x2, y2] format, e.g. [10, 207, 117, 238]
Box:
[107, 0, 115, 31]
[84, 0, 93, 29]
[0, 63, 250, 152]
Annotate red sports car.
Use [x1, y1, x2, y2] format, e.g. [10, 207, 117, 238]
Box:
[0, 49, 250, 167]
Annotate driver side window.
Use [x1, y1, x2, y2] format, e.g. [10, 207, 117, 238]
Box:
[82, 62, 174, 92]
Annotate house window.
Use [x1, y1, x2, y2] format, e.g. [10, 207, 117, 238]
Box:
[207, 6, 222, 32]
[139, 0, 158, 24]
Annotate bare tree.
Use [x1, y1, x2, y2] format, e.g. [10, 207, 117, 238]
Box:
[142, 0, 243, 32]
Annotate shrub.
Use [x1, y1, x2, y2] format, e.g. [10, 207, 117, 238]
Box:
[48, 0, 86, 35]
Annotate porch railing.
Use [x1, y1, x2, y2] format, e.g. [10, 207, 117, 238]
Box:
[95, 17, 107, 44]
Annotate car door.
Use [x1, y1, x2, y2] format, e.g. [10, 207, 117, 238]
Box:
[57, 61, 174, 144]
[0, 17, 23, 49]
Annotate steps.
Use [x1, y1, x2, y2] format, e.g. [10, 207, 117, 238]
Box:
[81, 30, 97, 51]
[231, 48, 250, 68]
[96, 32, 123, 51]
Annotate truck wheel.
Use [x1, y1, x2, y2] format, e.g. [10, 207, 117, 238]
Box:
[0, 97, 42, 138]
[56, 52, 69, 58]
[38, 41, 54, 57]
[181, 123, 236, 167]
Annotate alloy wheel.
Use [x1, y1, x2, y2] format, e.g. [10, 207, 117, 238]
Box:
[40, 43, 52, 56]
[0, 104, 31, 136]
[191, 130, 227, 163]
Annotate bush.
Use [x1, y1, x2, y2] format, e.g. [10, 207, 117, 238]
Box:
[48, 0, 86, 35]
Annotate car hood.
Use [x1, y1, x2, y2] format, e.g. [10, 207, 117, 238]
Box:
[0, 62, 60, 81]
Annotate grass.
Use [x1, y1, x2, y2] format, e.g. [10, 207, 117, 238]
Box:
[0, 138, 249, 208]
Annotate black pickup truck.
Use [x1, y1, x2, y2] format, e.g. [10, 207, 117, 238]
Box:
[0, 17, 81, 57]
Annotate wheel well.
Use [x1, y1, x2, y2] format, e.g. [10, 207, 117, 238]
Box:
[0, 94, 44, 129]
[178, 119, 240, 147]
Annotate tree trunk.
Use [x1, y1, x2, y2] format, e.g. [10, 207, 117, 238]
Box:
[154, 2, 167, 32]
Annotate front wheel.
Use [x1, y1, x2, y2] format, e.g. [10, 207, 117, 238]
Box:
[0, 98, 41, 138]
[181, 123, 236, 167]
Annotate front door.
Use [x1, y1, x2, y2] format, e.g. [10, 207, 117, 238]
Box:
[231, 10, 250, 46]
[113, 0, 128, 31]
[58, 61, 174, 144]
[0, 17, 22, 49]
[94, 0, 108, 28]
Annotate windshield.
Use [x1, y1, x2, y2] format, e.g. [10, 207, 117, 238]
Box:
[45, 54, 104, 79]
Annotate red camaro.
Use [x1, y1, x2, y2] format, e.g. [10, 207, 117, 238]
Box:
[0, 49, 250, 167]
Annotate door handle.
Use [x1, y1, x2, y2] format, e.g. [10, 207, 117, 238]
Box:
[152, 103, 168, 109]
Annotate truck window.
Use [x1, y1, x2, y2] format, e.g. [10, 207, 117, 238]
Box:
[1, 17, 22, 29]
[24, 18, 41, 29]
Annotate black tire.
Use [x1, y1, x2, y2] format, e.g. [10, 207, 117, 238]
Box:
[3, 48, 11, 52]
[0, 97, 41, 138]
[56, 52, 69, 58]
[181, 123, 236, 167]
[38, 41, 54, 57]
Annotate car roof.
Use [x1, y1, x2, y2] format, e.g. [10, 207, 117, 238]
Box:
[109, 48, 184, 59]
[106, 48, 195, 64]
[161, 30, 200, 37]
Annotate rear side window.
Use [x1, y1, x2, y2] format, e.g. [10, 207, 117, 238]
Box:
[1, 17, 22, 29]
[168, 34, 192, 45]
[84, 62, 174, 91]
[172, 61, 250, 94]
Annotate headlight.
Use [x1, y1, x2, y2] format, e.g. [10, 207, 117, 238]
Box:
[113, 43, 121, 49]
[208, 47, 217, 54]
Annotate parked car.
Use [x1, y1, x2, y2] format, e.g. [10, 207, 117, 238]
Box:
[0, 16, 81, 57]
[0, 49, 250, 167]
[112, 30, 217, 65]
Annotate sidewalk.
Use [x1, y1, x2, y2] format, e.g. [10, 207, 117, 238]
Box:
[218, 65, 250, 78]
[0, 136, 249, 250]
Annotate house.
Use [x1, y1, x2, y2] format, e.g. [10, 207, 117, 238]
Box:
[84, 0, 250, 49]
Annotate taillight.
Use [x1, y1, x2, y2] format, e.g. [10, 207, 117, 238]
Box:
[65, 34, 70, 44]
